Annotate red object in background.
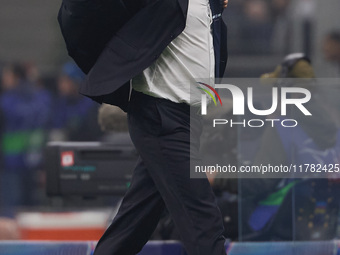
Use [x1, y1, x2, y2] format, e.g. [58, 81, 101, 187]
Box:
[17, 211, 110, 241]
[61, 151, 74, 167]
[20, 228, 104, 241]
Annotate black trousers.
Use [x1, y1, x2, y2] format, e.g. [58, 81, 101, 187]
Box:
[94, 90, 226, 255]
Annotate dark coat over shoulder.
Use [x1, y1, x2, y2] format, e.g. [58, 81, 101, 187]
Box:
[58, 0, 227, 112]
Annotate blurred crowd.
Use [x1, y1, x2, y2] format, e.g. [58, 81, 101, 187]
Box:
[0, 61, 102, 219]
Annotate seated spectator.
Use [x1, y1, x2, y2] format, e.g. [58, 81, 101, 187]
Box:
[49, 62, 102, 141]
[210, 53, 340, 240]
[323, 31, 340, 75]
[240, 0, 273, 54]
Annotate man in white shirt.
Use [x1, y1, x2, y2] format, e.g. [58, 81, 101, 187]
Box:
[93, 0, 229, 254]
[132, 0, 215, 105]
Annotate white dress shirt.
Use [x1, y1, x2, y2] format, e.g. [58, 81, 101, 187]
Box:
[132, 0, 215, 106]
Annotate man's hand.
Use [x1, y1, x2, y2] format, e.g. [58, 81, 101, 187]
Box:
[223, 0, 228, 8]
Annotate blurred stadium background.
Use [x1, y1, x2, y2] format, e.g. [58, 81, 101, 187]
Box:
[1, 0, 340, 254]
